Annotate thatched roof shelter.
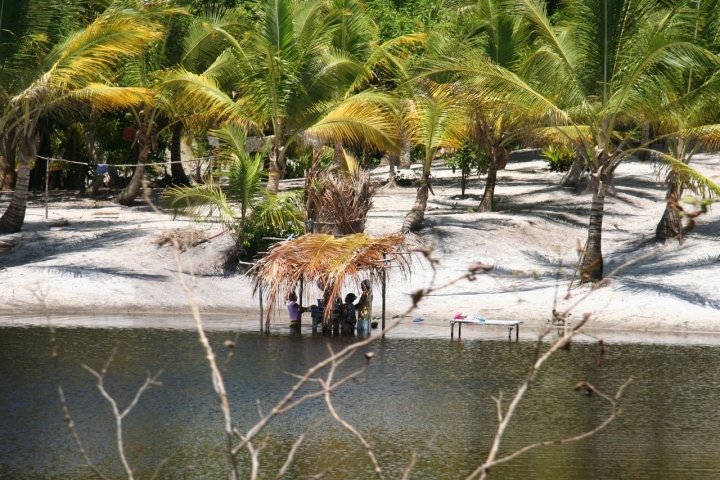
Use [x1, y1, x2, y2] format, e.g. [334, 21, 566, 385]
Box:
[251, 233, 413, 327]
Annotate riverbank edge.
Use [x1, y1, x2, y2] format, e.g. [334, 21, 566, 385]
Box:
[5, 308, 720, 338]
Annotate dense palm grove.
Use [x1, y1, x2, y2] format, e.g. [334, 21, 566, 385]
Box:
[2, 0, 720, 282]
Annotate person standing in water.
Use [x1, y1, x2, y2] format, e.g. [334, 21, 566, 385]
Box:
[287, 291, 308, 329]
[357, 280, 373, 332]
[343, 293, 358, 333]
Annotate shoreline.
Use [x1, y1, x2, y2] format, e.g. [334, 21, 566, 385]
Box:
[5, 312, 720, 346]
[2, 157, 720, 336]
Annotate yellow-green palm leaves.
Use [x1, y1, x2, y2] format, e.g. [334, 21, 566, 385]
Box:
[0, 2, 165, 233]
[404, 82, 470, 175]
[165, 123, 265, 224]
[160, 0, 398, 192]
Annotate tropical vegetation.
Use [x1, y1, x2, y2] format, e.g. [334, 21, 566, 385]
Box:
[1, 0, 720, 283]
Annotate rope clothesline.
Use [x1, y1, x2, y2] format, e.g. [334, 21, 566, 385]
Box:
[38, 154, 216, 220]
[36, 154, 215, 168]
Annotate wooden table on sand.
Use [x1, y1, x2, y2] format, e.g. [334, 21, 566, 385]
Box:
[450, 319, 522, 341]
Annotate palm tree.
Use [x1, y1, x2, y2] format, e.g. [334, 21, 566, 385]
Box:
[401, 81, 470, 232]
[114, 55, 176, 206]
[649, 0, 720, 242]
[0, 0, 99, 191]
[161, 0, 397, 193]
[515, 0, 720, 280]
[432, 0, 719, 281]
[164, 122, 305, 260]
[457, 0, 532, 212]
[0, 3, 164, 233]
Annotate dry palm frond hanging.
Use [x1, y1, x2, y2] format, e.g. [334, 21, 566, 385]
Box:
[251, 233, 413, 326]
[305, 166, 375, 235]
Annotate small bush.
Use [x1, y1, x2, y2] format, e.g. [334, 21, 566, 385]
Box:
[445, 142, 488, 176]
[235, 219, 304, 262]
[541, 145, 576, 172]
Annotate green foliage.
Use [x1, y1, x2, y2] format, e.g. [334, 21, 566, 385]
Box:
[364, 0, 458, 42]
[541, 145, 576, 172]
[233, 215, 304, 264]
[445, 141, 487, 176]
[164, 124, 304, 264]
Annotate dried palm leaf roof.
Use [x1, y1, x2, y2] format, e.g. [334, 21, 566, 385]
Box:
[251, 233, 413, 322]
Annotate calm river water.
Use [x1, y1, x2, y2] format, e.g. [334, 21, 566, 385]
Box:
[2, 322, 720, 479]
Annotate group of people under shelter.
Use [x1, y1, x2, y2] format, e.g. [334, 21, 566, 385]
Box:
[286, 279, 373, 334]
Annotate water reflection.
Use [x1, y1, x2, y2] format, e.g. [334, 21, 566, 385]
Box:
[1, 325, 720, 479]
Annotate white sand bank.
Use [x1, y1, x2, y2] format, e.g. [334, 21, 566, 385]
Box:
[1, 154, 719, 334]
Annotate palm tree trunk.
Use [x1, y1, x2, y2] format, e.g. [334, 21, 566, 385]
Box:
[655, 181, 682, 242]
[638, 123, 651, 161]
[399, 134, 411, 168]
[560, 155, 585, 187]
[116, 133, 150, 206]
[580, 183, 608, 282]
[361, 145, 370, 168]
[0, 131, 36, 233]
[170, 123, 190, 187]
[386, 151, 397, 187]
[267, 146, 286, 194]
[477, 153, 498, 212]
[402, 173, 430, 232]
[0, 136, 16, 190]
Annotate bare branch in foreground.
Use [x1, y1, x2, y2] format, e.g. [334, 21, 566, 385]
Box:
[320, 353, 383, 479]
[401, 431, 439, 480]
[468, 378, 631, 480]
[170, 244, 242, 480]
[82, 354, 162, 480]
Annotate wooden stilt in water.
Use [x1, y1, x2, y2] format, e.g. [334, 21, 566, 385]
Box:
[45, 159, 50, 219]
[381, 261, 386, 338]
[299, 275, 304, 308]
[258, 292, 265, 332]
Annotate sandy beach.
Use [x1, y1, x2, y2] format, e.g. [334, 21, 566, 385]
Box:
[1, 153, 719, 333]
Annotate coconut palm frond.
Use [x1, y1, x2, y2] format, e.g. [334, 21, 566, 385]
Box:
[305, 91, 398, 151]
[202, 49, 239, 82]
[206, 123, 266, 220]
[61, 84, 153, 112]
[164, 183, 237, 225]
[210, 123, 252, 161]
[679, 124, 720, 151]
[250, 233, 412, 322]
[252, 191, 305, 231]
[656, 153, 720, 199]
[403, 82, 469, 171]
[160, 69, 256, 128]
[340, 150, 360, 175]
[532, 125, 621, 149]
[227, 155, 266, 221]
[182, 7, 247, 69]
[41, 13, 163, 91]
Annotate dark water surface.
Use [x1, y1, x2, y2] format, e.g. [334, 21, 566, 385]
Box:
[2, 324, 720, 479]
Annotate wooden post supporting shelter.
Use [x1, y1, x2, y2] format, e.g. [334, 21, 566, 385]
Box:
[299, 275, 304, 309]
[381, 255, 386, 338]
[259, 292, 264, 332]
[45, 159, 50, 219]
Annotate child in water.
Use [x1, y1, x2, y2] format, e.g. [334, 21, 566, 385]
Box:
[343, 293, 358, 333]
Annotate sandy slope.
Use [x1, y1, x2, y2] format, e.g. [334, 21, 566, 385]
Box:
[1, 153, 719, 332]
